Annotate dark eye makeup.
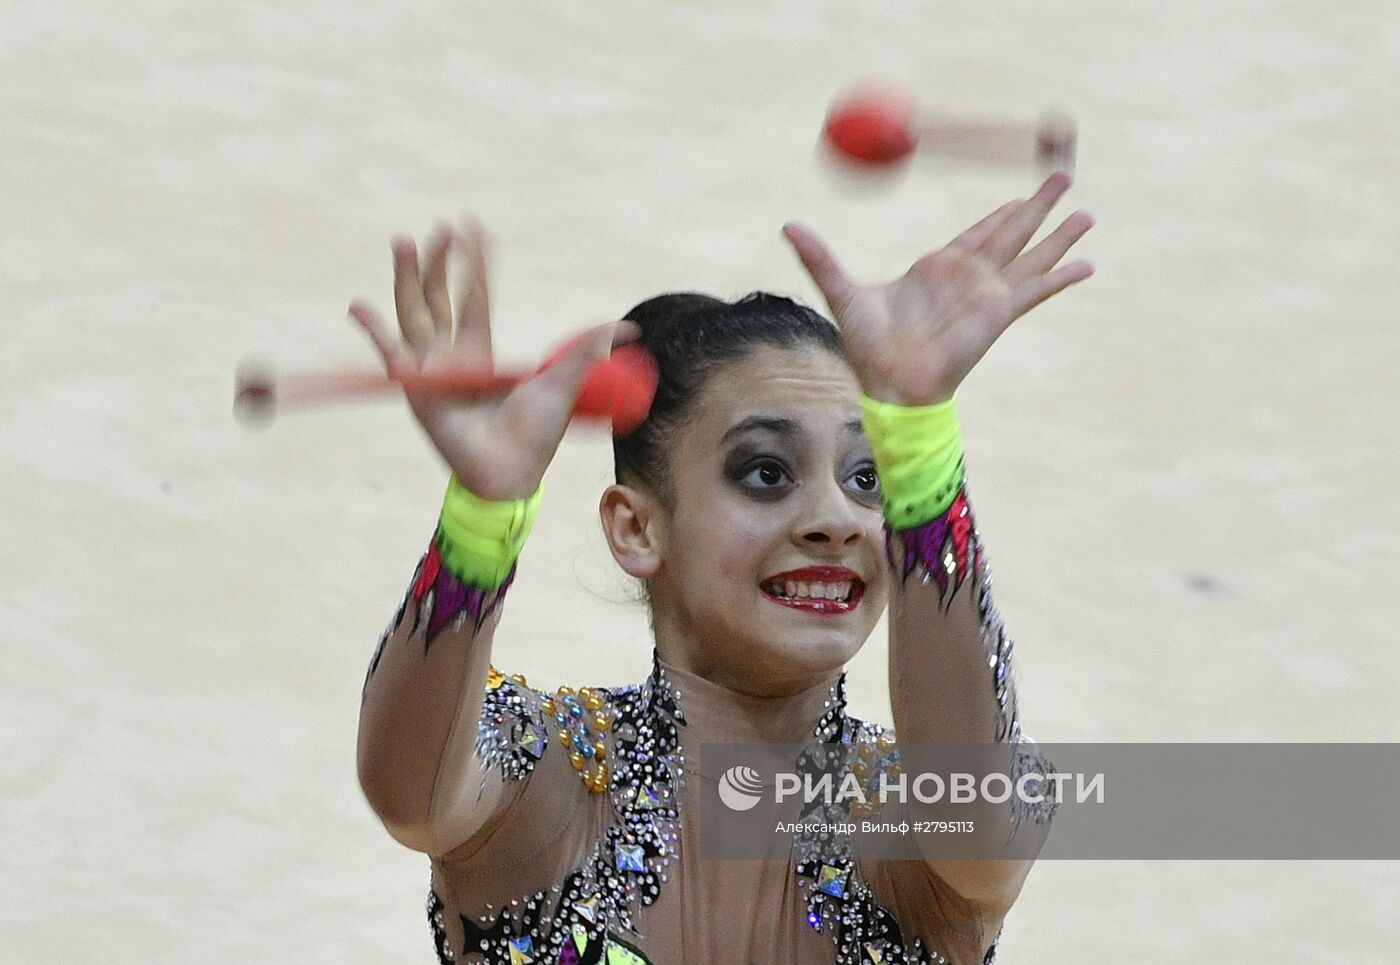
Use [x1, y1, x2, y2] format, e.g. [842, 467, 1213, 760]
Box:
[845, 463, 882, 504]
[726, 449, 881, 502]
[722, 445, 791, 494]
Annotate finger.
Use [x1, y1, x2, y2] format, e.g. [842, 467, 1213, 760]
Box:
[782, 222, 857, 319]
[347, 299, 403, 369]
[1012, 259, 1095, 318]
[534, 318, 644, 383]
[946, 198, 1023, 252]
[530, 321, 621, 399]
[421, 222, 454, 338]
[610, 319, 642, 349]
[983, 170, 1073, 267]
[497, 321, 622, 445]
[391, 236, 436, 351]
[1005, 210, 1095, 285]
[453, 215, 493, 363]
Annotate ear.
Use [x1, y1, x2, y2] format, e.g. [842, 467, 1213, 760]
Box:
[599, 484, 663, 579]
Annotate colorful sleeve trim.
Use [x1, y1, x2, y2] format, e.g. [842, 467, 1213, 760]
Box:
[383, 475, 540, 654]
[885, 485, 983, 611]
[863, 396, 1025, 748]
[360, 532, 520, 698]
[884, 487, 1019, 744]
[859, 392, 965, 530]
[410, 538, 518, 648]
[436, 474, 543, 589]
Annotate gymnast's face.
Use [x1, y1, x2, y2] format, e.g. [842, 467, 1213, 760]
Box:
[645, 344, 889, 695]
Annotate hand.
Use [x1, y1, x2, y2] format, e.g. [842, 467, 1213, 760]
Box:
[348, 217, 637, 501]
[782, 172, 1094, 406]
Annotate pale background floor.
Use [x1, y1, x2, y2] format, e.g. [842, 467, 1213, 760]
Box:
[3, 0, 1398, 961]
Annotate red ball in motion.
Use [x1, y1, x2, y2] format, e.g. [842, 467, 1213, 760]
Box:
[823, 88, 917, 165]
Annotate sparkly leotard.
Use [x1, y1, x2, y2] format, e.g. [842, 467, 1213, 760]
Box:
[426, 653, 1007, 965]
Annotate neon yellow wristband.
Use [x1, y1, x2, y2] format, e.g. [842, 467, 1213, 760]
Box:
[435, 475, 543, 588]
[859, 392, 965, 529]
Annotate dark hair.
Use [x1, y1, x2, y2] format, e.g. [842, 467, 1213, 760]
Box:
[612, 291, 844, 509]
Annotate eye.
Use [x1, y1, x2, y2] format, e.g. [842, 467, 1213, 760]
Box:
[846, 463, 880, 497]
[740, 459, 791, 490]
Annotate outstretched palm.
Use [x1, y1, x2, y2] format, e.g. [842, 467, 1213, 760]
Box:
[348, 218, 634, 501]
[783, 172, 1095, 406]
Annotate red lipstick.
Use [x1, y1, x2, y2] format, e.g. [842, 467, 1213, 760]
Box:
[760, 565, 865, 616]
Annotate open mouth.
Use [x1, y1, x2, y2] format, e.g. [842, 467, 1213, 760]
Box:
[759, 574, 865, 615]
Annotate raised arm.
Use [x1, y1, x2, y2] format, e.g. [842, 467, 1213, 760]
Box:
[348, 218, 632, 854]
[357, 478, 537, 853]
[784, 173, 1094, 915]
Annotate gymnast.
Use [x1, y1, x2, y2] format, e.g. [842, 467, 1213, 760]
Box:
[352, 171, 1094, 963]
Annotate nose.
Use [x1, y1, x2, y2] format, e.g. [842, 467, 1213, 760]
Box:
[795, 477, 865, 548]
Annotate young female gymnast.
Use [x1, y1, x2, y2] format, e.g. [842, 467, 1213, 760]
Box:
[351, 172, 1093, 964]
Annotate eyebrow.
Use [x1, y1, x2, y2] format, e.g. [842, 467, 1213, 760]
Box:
[723, 415, 800, 443]
[721, 415, 865, 443]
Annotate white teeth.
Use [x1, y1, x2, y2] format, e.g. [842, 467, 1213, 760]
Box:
[765, 579, 857, 601]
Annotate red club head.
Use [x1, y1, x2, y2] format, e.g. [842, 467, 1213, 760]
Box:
[823, 87, 918, 166]
[538, 338, 658, 434]
[588, 344, 658, 434]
